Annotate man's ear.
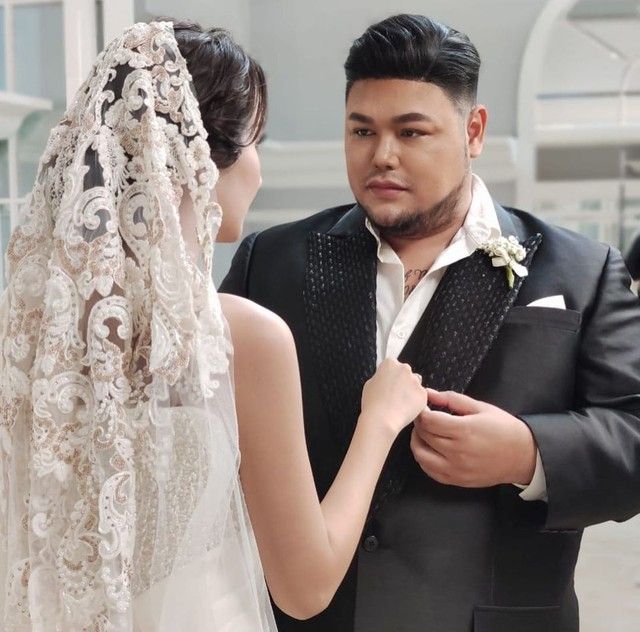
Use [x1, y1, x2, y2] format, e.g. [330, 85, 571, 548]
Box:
[467, 105, 487, 159]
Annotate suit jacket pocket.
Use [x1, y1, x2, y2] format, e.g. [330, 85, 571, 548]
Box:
[505, 306, 581, 331]
[474, 605, 561, 632]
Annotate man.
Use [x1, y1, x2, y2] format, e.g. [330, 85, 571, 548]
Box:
[625, 232, 640, 291]
[221, 14, 640, 632]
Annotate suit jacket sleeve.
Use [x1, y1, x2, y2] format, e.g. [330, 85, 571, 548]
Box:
[522, 247, 640, 530]
[218, 231, 259, 297]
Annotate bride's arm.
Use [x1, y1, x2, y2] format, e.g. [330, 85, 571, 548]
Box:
[221, 294, 426, 620]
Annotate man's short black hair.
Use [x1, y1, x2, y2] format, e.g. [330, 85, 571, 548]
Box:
[344, 14, 481, 108]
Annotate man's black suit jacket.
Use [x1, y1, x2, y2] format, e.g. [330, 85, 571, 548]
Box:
[220, 203, 640, 632]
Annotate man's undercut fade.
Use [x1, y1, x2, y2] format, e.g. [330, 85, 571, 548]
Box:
[344, 14, 481, 110]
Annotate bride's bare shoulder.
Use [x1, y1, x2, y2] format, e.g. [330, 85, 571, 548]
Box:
[218, 292, 287, 332]
[218, 293, 295, 358]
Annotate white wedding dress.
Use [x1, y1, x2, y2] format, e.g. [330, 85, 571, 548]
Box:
[133, 476, 271, 631]
[0, 21, 277, 631]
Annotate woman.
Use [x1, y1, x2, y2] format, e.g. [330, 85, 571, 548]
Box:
[0, 20, 427, 631]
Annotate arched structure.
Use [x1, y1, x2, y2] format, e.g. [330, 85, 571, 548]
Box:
[516, 0, 578, 208]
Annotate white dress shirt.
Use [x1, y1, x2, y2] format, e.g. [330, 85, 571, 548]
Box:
[366, 174, 547, 502]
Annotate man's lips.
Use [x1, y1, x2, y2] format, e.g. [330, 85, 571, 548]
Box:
[366, 180, 408, 198]
[366, 179, 408, 191]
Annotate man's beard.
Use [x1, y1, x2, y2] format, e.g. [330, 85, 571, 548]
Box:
[362, 174, 468, 240]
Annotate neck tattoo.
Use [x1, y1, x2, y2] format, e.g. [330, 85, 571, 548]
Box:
[404, 269, 428, 299]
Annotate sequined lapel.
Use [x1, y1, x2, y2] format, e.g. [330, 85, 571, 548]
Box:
[303, 206, 378, 458]
[400, 232, 542, 387]
[371, 231, 543, 515]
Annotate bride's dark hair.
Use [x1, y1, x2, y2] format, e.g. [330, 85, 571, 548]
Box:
[161, 18, 267, 169]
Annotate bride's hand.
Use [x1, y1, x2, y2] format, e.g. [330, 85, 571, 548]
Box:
[360, 358, 428, 436]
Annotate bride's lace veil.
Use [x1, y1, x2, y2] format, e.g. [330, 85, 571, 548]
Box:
[0, 20, 276, 631]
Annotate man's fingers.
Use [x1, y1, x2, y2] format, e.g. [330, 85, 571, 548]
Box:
[426, 388, 484, 415]
[413, 416, 453, 442]
[416, 408, 463, 438]
[411, 427, 446, 459]
[410, 428, 450, 480]
[421, 431, 455, 457]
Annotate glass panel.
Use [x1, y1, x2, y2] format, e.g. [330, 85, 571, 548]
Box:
[18, 110, 61, 197]
[14, 3, 66, 197]
[1, 203, 10, 290]
[0, 7, 6, 91]
[134, 0, 152, 21]
[575, 221, 601, 242]
[96, 0, 105, 51]
[0, 140, 8, 199]
[14, 3, 65, 102]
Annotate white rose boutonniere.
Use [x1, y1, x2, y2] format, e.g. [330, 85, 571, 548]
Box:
[478, 235, 528, 289]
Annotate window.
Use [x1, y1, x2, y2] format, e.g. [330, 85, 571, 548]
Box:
[1, 1, 64, 286]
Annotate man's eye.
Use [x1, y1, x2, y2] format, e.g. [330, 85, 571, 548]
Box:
[352, 128, 373, 137]
[401, 129, 426, 138]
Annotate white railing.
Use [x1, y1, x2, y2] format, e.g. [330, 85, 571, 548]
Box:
[534, 179, 640, 251]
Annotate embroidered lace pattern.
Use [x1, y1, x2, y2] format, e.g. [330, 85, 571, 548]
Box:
[0, 22, 275, 631]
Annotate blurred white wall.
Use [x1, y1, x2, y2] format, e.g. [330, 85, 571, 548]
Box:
[139, 0, 251, 46]
[140, 0, 546, 141]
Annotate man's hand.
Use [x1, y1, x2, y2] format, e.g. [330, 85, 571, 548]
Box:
[411, 388, 537, 488]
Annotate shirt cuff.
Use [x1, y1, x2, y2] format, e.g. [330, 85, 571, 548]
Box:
[513, 449, 548, 502]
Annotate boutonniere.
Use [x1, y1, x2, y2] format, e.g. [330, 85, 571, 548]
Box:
[478, 235, 528, 289]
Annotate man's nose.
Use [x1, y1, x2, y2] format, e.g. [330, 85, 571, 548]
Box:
[372, 136, 400, 171]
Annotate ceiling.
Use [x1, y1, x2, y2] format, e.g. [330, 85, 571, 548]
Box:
[543, 0, 640, 88]
[537, 0, 640, 135]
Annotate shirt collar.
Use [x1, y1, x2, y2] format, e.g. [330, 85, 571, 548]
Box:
[365, 174, 501, 266]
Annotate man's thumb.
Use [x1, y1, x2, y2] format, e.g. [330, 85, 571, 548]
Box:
[426, 388, 482, 415]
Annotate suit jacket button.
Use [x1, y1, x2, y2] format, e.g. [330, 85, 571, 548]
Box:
[363, 535, 379, 552]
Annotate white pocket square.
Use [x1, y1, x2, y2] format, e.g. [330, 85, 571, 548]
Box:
[527, 295, 566, 309]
